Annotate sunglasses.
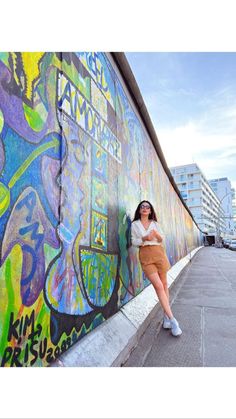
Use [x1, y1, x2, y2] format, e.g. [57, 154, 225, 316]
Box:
[140, 204, 151, 209]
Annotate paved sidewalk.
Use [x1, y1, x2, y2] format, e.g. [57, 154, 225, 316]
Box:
[123, 246, 236, 367]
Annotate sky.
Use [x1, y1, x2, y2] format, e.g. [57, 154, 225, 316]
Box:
[126, 52, 236, 192]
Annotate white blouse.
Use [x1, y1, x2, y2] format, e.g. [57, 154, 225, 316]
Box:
[131, 219, 165, 247]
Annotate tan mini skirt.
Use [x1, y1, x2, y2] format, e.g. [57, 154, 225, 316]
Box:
[139, 245, 171, 276]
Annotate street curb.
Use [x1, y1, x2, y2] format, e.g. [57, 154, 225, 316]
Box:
[50, 246, 203, 367]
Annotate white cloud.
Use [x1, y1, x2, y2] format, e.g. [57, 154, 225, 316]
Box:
[156, 121, 236, 189]
[156, 122, 198, 166]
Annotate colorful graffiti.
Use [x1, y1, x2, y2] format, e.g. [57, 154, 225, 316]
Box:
[0, 52, 201, 366]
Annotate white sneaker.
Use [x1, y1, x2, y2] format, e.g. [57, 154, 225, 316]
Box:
[170, 318, 182, 337]
[162, 314, 171, 329]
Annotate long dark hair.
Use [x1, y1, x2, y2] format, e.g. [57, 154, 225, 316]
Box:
[132, 200, 157, 222]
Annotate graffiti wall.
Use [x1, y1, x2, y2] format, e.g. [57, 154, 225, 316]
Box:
[0, 52, 201, 366]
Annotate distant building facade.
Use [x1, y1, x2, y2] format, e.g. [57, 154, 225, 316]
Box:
[208, 177, 235, 235]
[231, 188, 236, 233]
[170, 163, 226, 235]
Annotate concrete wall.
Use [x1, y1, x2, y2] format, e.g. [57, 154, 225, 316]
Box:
[0, 52, 201, 366]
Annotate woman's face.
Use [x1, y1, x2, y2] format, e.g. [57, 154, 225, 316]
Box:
[139, 202, 151, 217]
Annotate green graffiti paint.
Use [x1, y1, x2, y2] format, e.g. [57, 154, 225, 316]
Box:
[80, 249, 117, 307]
[23, 102, 47, 132]
[0, 53, 10, 69]
[0, 258, 15, 354]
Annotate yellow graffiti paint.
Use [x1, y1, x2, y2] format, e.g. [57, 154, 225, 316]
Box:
[0, 108, 4, 133]
[9, 53, 48, 131]
[0, 183, 10, 217]
[20, 52, 45, 102]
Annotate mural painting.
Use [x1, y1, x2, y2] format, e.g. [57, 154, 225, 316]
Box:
[0, 52, 201, 366]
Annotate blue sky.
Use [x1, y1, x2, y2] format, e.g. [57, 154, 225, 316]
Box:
[126, 52, 236, 192]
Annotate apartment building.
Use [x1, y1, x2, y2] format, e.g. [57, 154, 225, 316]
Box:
[231, 188, 236, 233]
[170, 163, 226, 235]
[208, 177, 235, 235]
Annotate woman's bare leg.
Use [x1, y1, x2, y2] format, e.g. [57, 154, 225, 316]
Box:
[147, 271, 173, 319]
[158, 272, 170, 317]
[159, 271, 169, 301]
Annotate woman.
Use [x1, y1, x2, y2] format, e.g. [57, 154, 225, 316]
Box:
[131, 200, 182, 336]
